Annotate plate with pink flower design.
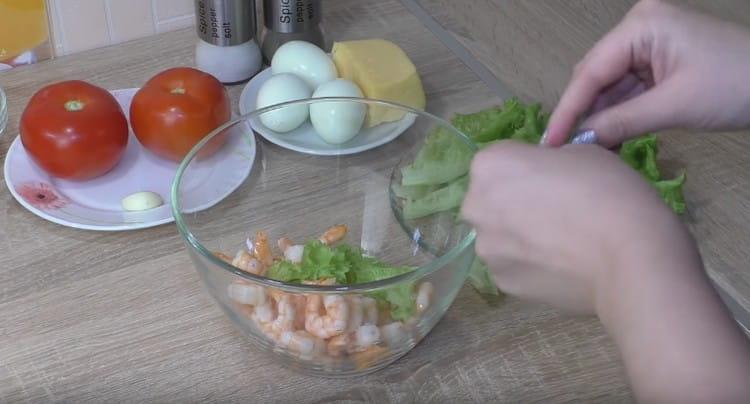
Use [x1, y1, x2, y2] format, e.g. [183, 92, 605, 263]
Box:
[3, 88, 256, 231]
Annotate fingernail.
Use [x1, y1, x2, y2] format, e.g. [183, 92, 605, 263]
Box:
[570, 129, 598, 145]
[539, 130, 550, 145]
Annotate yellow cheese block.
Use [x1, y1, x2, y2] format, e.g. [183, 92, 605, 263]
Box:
[332, 39, 426, 128]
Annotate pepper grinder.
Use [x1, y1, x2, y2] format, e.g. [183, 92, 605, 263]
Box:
[194, 0, 262, 84]
[260, 0, 326, 64]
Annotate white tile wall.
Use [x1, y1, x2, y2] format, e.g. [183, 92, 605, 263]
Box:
[48, 0, 195, 56]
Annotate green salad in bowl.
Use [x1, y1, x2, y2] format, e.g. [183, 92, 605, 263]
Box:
[172, 98, 477, 376]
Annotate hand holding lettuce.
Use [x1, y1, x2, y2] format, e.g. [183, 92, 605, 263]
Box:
[395, 98, 687, 296]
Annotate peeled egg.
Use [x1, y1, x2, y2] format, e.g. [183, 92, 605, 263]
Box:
[310, 79, 366, 144]
[256, 73, 312, 133]
[271, 41, 338, 89]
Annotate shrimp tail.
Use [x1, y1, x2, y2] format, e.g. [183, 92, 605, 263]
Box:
[253, 231, 274, 271]
[319, 224, 347, 245]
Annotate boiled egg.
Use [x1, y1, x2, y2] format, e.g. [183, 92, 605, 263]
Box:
[310, 79, 366, 144]
[271, 41, 338, 89]
[256, 73, 312, 133]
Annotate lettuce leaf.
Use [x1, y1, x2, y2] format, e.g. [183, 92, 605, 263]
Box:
[451, 98, 525, 143]
[620, 135, 660, 181]
[265, 240, 351, 283]
[510, 103, 548, 144]
[403, 176, 468, 220]
[467, 259, 499, 296]
[654, 172, 687, 214]
[265, 260, 304, 283]
[346, 258, 416, 321]
[619, 135, 687, 214]
[392, 183, 438, 200]
[400, 127, 473, 186]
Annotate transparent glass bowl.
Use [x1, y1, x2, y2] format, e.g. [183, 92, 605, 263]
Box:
[0, 86, 7, 137]
[171, 98, 476, 377]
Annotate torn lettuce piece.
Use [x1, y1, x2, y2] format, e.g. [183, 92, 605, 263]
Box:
[347, 259, 416, 321]
[619, 135, 661, 182]
[451, 98, 525, 143]
[392, 183, 439, 200]
[510, 103, 547, 144]
[474, 103, 549, 146]
[265, 240, 351, 283]
[403, 176, 469, 220]
[400, 128, 473, 186]
[400, 99, 543, 187]
[467, 259, 500, 296]
[264, 260, 303, 283]
[619, 135, 687, 214]
[654, 172, 687, 214]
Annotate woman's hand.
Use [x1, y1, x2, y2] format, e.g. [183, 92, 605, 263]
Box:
[463, 142, 750, 402]
[543, 0, 750, 147]
[461, 141, 683, 314]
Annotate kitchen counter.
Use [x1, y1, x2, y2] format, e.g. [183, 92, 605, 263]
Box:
[0, 0, 748, 402]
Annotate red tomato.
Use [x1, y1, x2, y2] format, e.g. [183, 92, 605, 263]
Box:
[129, 67, 231, 162]
[20, 80, 129, 181]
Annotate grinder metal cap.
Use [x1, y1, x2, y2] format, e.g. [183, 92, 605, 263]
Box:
[195, 0, 256, 46]
[263, 0, 321, 34]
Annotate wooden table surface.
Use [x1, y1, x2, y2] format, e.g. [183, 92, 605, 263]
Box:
[0, 0, 748, 402]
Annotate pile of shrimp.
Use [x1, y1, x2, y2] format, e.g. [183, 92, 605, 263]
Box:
[215, 224, 434, 366]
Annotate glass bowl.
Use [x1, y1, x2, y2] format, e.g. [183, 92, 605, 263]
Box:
[0, 86, 7, 137]
[171, 97, 477, 377]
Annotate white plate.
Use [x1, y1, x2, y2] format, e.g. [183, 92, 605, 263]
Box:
[239, 66, 416, 156]
[4, 88, 256, 231]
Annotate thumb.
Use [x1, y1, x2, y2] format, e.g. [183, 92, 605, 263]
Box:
[575, 78, 683, 148]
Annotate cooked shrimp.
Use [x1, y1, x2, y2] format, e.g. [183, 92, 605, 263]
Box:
[214, 251, 234, 264]
[227, 281, 266, 306]
[326, 324, 381, 356]
[271, 294, 296, 335]
[319, 224, 347, 245]
[252, 231, 274, 269]
[232, 249, 251, 270]
[416, 282, 434, 314]
[290, 294, 307, 330]
[305, 294, 349, 339]
[279, 330, 315, 356]
[278, 236, 304, 264]
[232, 250, 264, 275]
[278, 237, 293, 252]
[235, 301, 254, 319]
[404, 316, 424, 341]
[313, 336, 328, 357]
[380, 321, 407, 347]
[354, 324, 381, 350]
[346, 296, 364, 332]
[250, 298, 277, 340]
[404, 316, 419, 329]
[253, 301, 275, 325]
[326, 332, 349, 357]
[362, 297, 378, 325]
[351, 345, 389, 370]
[377, 306, 393, 326]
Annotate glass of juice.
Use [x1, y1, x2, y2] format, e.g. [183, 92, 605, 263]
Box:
[0, 0, 52, 67]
